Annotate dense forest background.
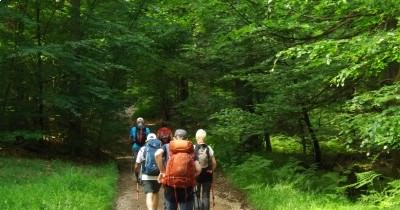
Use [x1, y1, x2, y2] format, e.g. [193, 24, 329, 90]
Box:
[1, 0, 400, 209]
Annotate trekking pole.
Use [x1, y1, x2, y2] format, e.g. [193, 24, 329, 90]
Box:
[136, 181, 140, 210]
[211, 182, 215, 210]
[131, 152, 134, 173]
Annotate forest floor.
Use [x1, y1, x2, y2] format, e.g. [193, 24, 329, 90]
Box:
[112, 137, 252, 210]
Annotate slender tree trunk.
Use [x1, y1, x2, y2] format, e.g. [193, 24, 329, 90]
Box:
[159, 68, 170, 121]
[380, 18, 399, 83]
[178, 77, 189, 101]
[66, 0, 82, 154]
[36, 0, 44, 132]
[298, 118, 307, 154]
[0, 82, 11, 131]
[302, 108, 321, 164]
[264, 128, 272, 152]
[391, 151, 400, 178]
[160, 90, 170, 121]
[235, 79, 254, 112]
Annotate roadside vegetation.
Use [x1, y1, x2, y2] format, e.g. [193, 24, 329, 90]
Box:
[0, 157, 117, 210]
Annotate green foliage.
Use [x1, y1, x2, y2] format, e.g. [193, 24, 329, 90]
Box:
[343, 171, 382, 190]
[340, 83, 400, 152]
[229, 155, 272, 186]
[0, 157, 117, 210]
[210, 108, 264, 138]
[225, 154, 373, 210]
[208, 108, 265, 165]
[270, 135, 302, 153]
[247, 183, 374, 210]
[342, 171, 400, 209]
[0, 130, 43, 143]
[365, 179, 400, 209]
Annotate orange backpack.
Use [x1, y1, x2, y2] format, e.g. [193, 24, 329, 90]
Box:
[163, 140, 197, 188]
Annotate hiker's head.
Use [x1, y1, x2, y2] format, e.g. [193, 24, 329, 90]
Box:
[146, 133, 157, 142]
[174, 129, 187, 140]
[136, 117, 144, 127]
[195, 129, 206, 143]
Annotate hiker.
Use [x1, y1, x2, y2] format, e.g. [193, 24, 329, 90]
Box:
[155, 129, 202, 210]
[156, 121, 173, 145]
[194, 129, 217, 210]
[130, 117, 150, 180]
[135, 133, 162, 210]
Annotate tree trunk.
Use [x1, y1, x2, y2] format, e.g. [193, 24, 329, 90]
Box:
[391, 151, 400, 178]
[235, 79, 254, 112]
[0, 82, 11, 131]
[178, 77, 189, 101]
[298, 118, 307, 154]
[66, 0, 82, 154]
[159, 69, 170, 121]
[36, 0, 44, 132]
[264, 128, 272, 152]
[302, 108, 321, 164]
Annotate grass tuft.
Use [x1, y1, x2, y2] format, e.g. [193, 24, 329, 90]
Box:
[0, 157, 117, 210]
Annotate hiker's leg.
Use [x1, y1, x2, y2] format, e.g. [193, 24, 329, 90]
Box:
[178, 200, 194, 210]
[201, 181, 212, 210]
[194, 183, 201, 210]
[132, 144, 142, 184]
[133, 147, 139, 182]
[152, 193, 159, 210]
[146, 193, 154, 210]
[152, 181, 161, 209]
[164, 186, 177, 210]
[164, 199, 177, 210]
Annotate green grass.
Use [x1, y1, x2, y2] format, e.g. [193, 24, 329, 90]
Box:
[0, 131, 43, 143]
[0, 157, 118, 210]
[224, 154, 381, 210]
[246, 183, 376, 210]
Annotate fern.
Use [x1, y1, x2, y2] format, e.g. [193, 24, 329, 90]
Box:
[343, 171, 381, 190]
[359, 179, 400, 209]
[228, 155, 272, 188]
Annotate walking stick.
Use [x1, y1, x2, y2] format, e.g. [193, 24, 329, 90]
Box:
[211, 182, 215, 210]
[136, 181, 140, 210]
[131, 150, 134, 173]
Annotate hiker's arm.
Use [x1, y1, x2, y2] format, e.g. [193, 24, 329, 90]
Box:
[134, 163, 141, 173]
[134, 148, 143, 173]
[211, 156, 217, 171]
[155, 149, 165, 183]
[129, 127, 136, 144]
[155, 149, 165, 172]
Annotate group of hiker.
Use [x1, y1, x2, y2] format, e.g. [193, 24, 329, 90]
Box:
[130, 117, 217, 210]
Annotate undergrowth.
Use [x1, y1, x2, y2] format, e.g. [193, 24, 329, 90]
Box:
[225, 153, 400, 209]
[0, 157, 117, 210]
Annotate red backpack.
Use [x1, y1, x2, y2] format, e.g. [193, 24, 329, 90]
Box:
[157, 127, 172, 144]
[163, 140, 196, 188]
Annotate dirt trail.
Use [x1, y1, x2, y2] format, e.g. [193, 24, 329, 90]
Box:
[113, 143, 251, 210]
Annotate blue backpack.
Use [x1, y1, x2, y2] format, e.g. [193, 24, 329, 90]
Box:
[142, 139, 162, 176]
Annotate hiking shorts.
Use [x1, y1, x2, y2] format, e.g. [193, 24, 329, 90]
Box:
[143, 180, 161, 193]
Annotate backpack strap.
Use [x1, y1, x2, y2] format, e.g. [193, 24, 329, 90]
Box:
[130, 127, 137, 144]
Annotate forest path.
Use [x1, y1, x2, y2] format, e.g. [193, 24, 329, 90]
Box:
[112, 138, 251, 210]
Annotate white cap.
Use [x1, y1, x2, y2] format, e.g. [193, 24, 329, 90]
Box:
[146, 133, 157, 141]
[137, 117, 144, 123]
